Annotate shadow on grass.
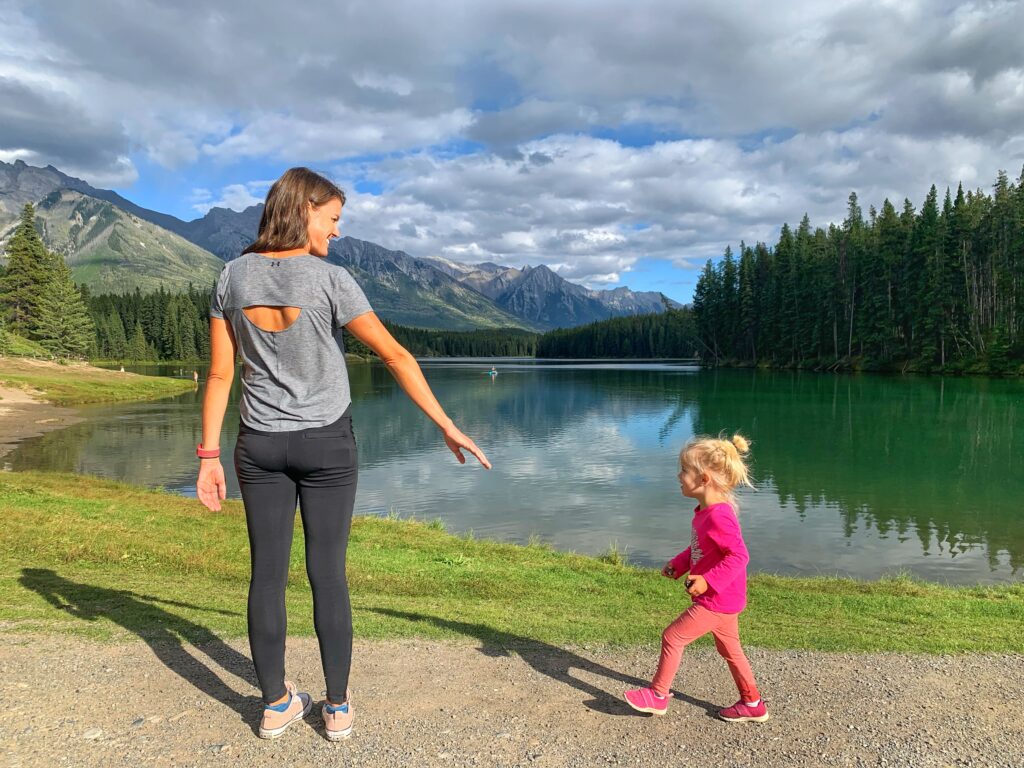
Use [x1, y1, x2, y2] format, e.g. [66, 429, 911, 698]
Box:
[367, 607, 719, 718]
[19, 568, 261, 731]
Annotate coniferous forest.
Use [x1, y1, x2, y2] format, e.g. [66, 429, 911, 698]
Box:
[377, 324, 538, 357]
[88, 286, 212, 361]
[535, 308, 698, 358]
[691, 169, 1024, 374]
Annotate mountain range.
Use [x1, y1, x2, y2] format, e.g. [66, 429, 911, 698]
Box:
[0, 159, 679, 330]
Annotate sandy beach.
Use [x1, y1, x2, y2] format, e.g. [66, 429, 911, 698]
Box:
[0, 380, 80, 461]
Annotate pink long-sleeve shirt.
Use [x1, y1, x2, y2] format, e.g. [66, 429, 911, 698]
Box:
[669, 502, 750, 614]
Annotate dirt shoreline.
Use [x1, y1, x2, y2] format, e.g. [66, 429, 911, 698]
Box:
[1, 634, 1019, 767]
[0, 383, 80, 461]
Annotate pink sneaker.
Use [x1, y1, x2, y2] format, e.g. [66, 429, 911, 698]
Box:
[624, 687, 670, 715]
[258, 681, 312, 739]
[718, 699, 769, 723]
[322, 688, 353, 741]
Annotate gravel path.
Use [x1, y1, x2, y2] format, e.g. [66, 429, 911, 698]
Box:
[1, 634, 1019, 767]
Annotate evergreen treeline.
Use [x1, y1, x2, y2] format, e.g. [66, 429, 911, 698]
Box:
[342, 323, 536, 358]
[88, 286, 212, 361]
[88, 288, 534, 362]
[349, 309, 700, 361]
[0, 204, 94, 358]
[382, 324, 538, 357]
[535, 308, 698, 358]
[692, 168, 1024, 374]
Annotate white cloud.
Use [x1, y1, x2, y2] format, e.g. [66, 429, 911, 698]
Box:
[1, 0, 1021, 288]
[352, 71, 414, 97]
[191, 182, 267, 214]
[336, 127, 1022, 280]
[0, 148, 36, 162]
[199, 107, 475, 163]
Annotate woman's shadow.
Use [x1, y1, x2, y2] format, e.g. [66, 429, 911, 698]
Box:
[19, 568, 261, 731]
[367, 607, 718, 717]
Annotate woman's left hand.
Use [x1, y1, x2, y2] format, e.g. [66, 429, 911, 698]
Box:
[197, 458, 227, 512]
[686, 574, 708, 597]
[443, 425, 491, 469]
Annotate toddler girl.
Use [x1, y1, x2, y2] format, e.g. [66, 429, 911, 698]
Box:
[624, 434, 768, 722]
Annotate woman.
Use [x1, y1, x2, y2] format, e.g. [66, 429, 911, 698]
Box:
[195, 167, 490, 741]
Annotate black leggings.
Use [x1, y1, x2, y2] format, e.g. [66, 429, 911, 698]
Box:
[234, 409, 357, 705]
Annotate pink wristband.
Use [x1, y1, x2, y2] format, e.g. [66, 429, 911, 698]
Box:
[196, 444, 220, 459]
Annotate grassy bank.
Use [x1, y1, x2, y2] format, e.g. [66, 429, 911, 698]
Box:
[1, 472, 1021, 653]
[4, 333, 51, 358]
[0, 357, 194, 405]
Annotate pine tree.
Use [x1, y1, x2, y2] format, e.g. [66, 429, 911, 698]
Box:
[946, 183, 974, 360]
[692, 259, 721, 363]
[177, 295, 199, 360]
[177, 296, 200, 364]
[127, 321, 148, 361]
[866, 199, 902, 362]
[792, 215, 815, 361]
[34, 255, 95, 358]
[0, 204, 51, 334]
[719, 246, 739, 357]
[751, 242, 775, 359]
[913, 185, 943, 365]
[896, 198, 917, 358]
[141, 290, 163, 343]
[106, 308, 128, 359]
[161, 296, 181, 359]
[775, 223, 798, 362]
[0, 312, 9, 356]
[738, 245, 758, 361]
[840, 192, 865, 360]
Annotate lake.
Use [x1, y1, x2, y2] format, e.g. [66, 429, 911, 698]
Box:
[7, 361, 1023, 584]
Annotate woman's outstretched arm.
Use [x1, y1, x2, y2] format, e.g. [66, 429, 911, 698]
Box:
[197, 317, 238, 510]
[345, 312, 491, 469]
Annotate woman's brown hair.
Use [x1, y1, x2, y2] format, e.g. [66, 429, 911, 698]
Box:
[243, 167, 347, 255]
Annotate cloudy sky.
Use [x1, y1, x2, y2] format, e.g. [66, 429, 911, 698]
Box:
[1, 0, 1022, 301]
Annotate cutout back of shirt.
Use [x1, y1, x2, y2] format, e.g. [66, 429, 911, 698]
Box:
[242, 305, 302, 333]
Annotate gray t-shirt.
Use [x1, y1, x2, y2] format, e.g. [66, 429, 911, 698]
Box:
[210, 253, 372, 431]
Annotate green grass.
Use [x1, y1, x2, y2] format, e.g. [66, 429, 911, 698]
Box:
[0, 358, 194, 405]
[1, 471, 1022, 653]
[3, 333, 51, 357]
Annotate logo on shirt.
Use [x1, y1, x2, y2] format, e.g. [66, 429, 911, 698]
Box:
[689, 523, 704, 567]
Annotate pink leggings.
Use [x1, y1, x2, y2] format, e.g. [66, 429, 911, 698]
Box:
[651, 604, 760, 701]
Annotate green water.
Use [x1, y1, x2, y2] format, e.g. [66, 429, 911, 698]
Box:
[6, 361, 1022, 584]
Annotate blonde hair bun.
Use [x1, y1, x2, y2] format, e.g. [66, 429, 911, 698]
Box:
[679, 432, 755, 498]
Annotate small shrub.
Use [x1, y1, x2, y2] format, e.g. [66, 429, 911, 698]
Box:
[598, 541, 629, 567]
